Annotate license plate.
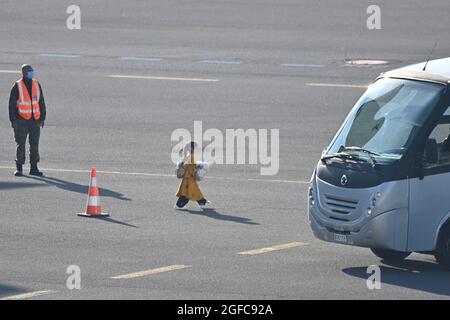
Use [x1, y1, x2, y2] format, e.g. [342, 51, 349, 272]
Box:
[333, 233, 347, 243]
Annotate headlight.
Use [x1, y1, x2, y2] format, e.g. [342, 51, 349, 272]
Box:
[308, 181, 315, 205]
[367, 192, 382, 215]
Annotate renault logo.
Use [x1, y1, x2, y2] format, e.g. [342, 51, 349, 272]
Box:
[340, 174, 348, 186]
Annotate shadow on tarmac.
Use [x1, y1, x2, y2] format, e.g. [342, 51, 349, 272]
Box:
[82, 215, 139, 228]
[343, 259, 450, 296]
[0, 283, 27, 298]
[183, 208, 259, 225]
[0, 181, 45, 190]
[24, 175, 131, 201]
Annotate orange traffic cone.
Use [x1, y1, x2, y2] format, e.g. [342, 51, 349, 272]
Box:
[77, 167, 109, 217]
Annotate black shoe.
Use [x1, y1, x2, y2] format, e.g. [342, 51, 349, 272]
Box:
[197, 198, 211, 208]
[29, 164, 43, 177]
[14, 170, 23, 176]
[174, 197, 189, 210]
[14, 163, 23, 177]
[174, 203, 188, 210]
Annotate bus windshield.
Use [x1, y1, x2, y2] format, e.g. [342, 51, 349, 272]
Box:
[326, 78, 445, 162]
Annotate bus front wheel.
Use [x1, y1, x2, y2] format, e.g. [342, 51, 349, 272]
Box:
[434, 225, 450, 270]
[370, 248, 411, 261]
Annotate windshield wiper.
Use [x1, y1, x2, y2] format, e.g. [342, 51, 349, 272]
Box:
[320, 152, 362, 162]
[340, 146, 380, 156]
[340, 146, 380, 167]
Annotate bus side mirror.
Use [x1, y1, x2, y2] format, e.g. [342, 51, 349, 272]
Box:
[424, 138, 438, 164]
[416, 139, 438, 180]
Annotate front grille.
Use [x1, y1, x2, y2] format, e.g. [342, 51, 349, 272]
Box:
[329, 216, 349, 222]
[323, 194, 359, 218]
[325, 227, 351, 235]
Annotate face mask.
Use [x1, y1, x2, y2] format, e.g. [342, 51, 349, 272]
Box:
[26, 71, 33, 79]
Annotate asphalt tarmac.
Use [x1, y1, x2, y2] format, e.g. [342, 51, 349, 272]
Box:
[0, 0, 449, 299]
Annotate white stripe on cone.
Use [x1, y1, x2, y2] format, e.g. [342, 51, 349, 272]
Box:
[87, 195, 99, 207]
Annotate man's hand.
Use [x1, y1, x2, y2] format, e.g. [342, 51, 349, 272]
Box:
[40, 121, 45, 128]
[11, 121, 16, 129]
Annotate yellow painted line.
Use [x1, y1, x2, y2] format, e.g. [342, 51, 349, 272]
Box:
[109, 74, 219, 82]
[0, 70, 21, 74]
[0, 290, 55, 300]
[0, 165, 308, 185]
[306, 83, 368, 89]
[238, 242, 308, 255]
[111, 265, 191, 280]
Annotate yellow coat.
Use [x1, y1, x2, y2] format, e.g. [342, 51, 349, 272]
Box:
[176, 154, 204, 201]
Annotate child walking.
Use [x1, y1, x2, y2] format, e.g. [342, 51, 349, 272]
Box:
[175, 142, 210, 210]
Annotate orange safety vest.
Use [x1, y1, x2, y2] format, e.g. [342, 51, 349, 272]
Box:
[16, 78, 41, 120]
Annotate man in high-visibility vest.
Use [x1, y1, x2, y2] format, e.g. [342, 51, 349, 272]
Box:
[8, 64, 46, 176]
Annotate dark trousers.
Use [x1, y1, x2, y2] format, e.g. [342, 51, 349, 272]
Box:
[13, 118, 40, 165]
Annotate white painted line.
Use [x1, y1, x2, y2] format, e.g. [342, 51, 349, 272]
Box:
[111, 265, 191, 280]
[119, 56, 162, 62]
[39, 53, 80, 58]
[108, 74, 219, 82]
[238, 242, 308, 255]
[345, 59, 388, 66]
[306, 83, 368, 89]
[282, 63, 325, 68]
[200, 60, 242, 65]
[0, 165, 173, 178]
[0, 70, 21, 74]
[0, 165, 308, 185]
[0, 290, 55, 300]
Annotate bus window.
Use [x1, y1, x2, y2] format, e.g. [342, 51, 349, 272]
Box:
[423, 106, 450, 168]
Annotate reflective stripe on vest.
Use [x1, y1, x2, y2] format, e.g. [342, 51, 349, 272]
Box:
[16, 79, 41, 120]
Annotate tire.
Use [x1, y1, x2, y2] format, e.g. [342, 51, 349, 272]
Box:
[370, 248, 411, 261]
[434, 225, 450, 270]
